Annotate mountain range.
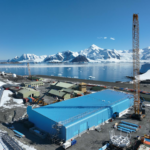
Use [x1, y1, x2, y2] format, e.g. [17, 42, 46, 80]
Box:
[7, 44, 150, 62]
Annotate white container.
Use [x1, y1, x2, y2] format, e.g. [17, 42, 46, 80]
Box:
[12, 74, 16, 78]
[63, 142, 71, 149]
[1, 71, 4, 75]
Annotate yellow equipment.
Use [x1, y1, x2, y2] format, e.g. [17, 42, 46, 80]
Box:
[52, 99, 63, 104]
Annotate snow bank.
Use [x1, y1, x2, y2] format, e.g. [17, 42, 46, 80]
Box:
[13, 99, 23, 104]
[2, 104, 26, 109]
[140, 63, 150, 73]
[13, 138, 36, 150]
[0, 90, 12, 107]
[138, 70, 150, 81]
[0, 81, 5, 86]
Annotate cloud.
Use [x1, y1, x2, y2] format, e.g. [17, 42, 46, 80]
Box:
[97, 37, 107, 39]
[110, 37, 115, 40]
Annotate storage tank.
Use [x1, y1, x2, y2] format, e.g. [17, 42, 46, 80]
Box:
[12, 74, 17, 78]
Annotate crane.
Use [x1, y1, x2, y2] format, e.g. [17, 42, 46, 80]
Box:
[132, 14, 145, 120]
[27, 63, 31, 79]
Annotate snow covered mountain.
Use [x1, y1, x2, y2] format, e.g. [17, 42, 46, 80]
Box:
[7, 54, 47, 62]
[44, 50, 78, 62]
[79, 44, 121, 61]
[7, 44, 150, 62]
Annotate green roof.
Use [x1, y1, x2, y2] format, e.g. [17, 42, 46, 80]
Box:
[18, 88, 38, 94]
[49, 89, 66, 97]
[55, 82, 73, 88]
[61, 88, 74, 93]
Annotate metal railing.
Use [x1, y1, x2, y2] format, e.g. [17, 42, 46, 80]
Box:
[0, 132, 23, 150]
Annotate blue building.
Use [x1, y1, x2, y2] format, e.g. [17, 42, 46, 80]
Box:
[27, 89, 134, 141]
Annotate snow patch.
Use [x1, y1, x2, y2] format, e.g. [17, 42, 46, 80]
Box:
[0, 90, 13, 107]
[0, 81, 5, 86]
[137, 70, 150, 81]
[13, 99, 23, 104]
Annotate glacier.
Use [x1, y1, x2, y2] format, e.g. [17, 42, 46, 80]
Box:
[7, 44, 150, 63]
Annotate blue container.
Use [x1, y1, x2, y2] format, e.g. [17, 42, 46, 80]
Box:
[112, 113, 116, 119]
[71, 139, 77, 146]
[28, 97, 32, 102]
[115, 112, 119, 117]
[28, 85, 31, 88]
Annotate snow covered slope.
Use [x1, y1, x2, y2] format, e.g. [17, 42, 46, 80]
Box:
[79, 44, 121, 61]
[140, 63, 150, 73]
[7, 44, 150, 62]
[136, 70, 150, 81]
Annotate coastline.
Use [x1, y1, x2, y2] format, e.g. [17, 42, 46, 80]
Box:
[35, 75, 150, 92]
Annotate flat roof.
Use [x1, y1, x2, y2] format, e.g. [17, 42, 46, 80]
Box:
[19, 88, 38, 94]
[49, 89, 66, 97]
[32, 89, 133, 127]
[61, 88, 74, 93]
[53, 82, 74, 88]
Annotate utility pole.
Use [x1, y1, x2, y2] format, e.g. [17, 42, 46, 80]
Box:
[27, 63, 31, 79]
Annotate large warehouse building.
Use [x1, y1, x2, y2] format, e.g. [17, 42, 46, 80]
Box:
[27, 89, 134, 142]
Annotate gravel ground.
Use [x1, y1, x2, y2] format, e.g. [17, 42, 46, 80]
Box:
[0, 101, 150, 150]
[0, 74, 150, 150]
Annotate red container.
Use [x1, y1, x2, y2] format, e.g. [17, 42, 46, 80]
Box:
[23, 98, 29, 103]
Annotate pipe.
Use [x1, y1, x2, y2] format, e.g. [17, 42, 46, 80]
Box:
[121, 121, 138, 127]
[119, 123, 137, 131]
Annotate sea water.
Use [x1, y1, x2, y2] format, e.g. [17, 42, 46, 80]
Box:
[0, 62, 135, 82]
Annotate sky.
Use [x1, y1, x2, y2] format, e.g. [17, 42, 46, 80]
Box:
[0, 0, 150, 59]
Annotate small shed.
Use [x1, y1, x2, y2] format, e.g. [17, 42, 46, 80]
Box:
[22, 81, 44, 88]
[17, 88, 40, 98]
[49, 89, 71, 100]
[79, 82, 87, 93]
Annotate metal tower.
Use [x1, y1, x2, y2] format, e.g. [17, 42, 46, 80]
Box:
[27, 63, 31, 78]
[132, 14, 140, 115]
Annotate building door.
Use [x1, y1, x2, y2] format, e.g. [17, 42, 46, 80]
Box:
[80, 122, 87, 133]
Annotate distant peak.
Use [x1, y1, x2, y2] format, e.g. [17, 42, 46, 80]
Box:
[89, 44, 103, 50]
[145, 46, 150, 49]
